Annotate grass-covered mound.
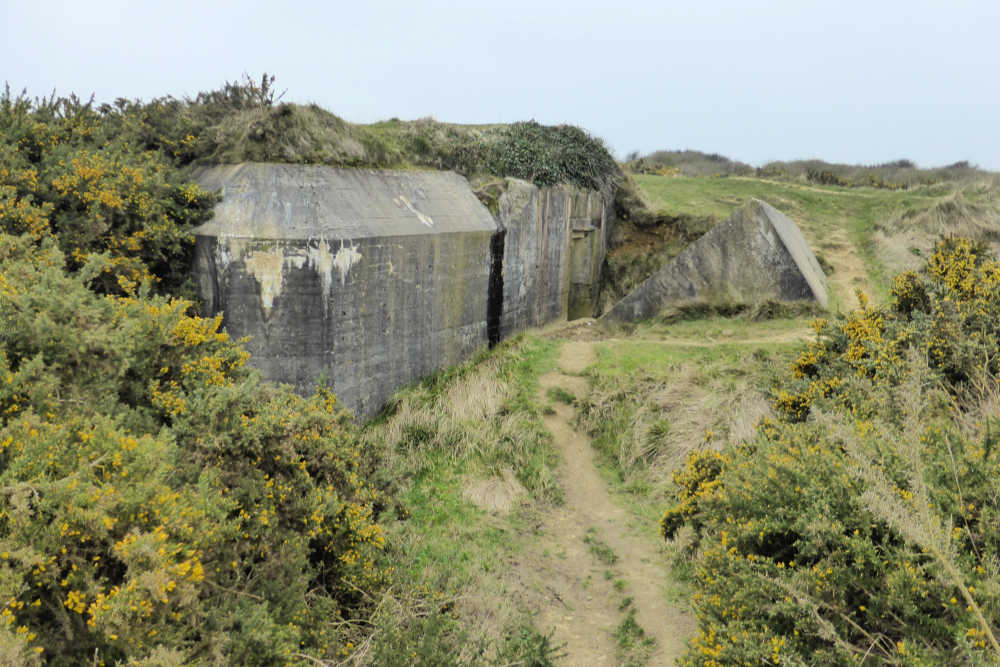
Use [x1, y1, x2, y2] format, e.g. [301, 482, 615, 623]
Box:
[626, 150, 755, 178]
[108, 74, 621, 192]
[662, 239, 1000, 664]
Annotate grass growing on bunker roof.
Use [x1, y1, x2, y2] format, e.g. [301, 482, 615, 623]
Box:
[116, 73, 621, 190]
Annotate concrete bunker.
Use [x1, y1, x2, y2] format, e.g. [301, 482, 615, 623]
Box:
[192, 164, 499, 417]
[192, 163, 612, 417]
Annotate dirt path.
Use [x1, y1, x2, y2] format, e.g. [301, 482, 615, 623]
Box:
[524, 341, 695, 665]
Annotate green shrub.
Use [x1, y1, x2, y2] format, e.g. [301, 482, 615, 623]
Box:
[663, 238, 1000, 664]
[487, 121, 620, 191]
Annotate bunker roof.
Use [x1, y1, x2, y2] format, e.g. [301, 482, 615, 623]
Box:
[190, 163, 498, 240]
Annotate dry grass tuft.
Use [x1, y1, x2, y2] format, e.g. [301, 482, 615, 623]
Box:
[875, 191, 1000, 275]
[462, 468, 527, 514]
[363, 340, 558, 502]
[583, 358, 774, 488]
[366, 358, 516, 471]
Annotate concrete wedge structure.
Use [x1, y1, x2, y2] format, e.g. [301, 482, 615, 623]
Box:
[602, 198, 828, 322]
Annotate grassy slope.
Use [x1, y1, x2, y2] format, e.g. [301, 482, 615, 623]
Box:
[582, 316, 806, 496]
[358, 337, 564, 664]
[358, 164, 1000, 663]
[359, 318, 810, 663]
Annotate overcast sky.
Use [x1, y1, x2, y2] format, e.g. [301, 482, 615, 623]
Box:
[4, 1, 998, 168]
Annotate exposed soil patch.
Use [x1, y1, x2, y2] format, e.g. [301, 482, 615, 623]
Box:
[514, 341, 695, 664]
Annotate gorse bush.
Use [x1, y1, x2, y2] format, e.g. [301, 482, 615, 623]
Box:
[662, 239, 1000, 664]
[0, 235, 388, 664]
[0, 85, 217, 296]
[0, 80, 394, 664]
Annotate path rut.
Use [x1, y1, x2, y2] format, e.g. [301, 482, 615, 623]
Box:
[525, 341, 695, 665]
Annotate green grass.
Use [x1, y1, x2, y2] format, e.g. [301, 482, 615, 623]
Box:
[394, 464, 508, 571]
[635, 174, 942, 223]
[625, 312, 815, 342]
[616, 608, 655, 666]
[616, 608, 651, 649]
[361, 335, 563, 662]
[510, 336, 560, 407]
[583, 528, 619, 566]
[546, 386, 576, 404]
[650, 319, 809, 341]
[368, 457, 533, 663]
[591, 338, 801, 379]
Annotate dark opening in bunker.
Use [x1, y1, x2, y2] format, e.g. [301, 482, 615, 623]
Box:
[487, 229, 506, 347]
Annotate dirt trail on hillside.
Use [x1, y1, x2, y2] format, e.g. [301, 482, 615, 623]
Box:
[732, 176, 886, 197]
[520, 341, 695, 665]
[824, 239, 870, 305]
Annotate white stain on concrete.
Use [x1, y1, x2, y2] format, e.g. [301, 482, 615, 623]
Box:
[214, 236, 246, 272]
[217, 237, 361, 319]
[395, 195, 434, 227]
[332, 240, 363, 286]
[306, 239, 337, 317]
[243, 245, 286, 317]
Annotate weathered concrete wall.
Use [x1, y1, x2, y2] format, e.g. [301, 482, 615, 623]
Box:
[195, 233, 491, 417]
[192, 164, 497, 418]
[192, 164, 613, 417]
[496, 179, 610, 337]
[603, 199, 828, 322]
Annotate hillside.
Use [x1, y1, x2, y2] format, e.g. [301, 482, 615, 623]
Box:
[606, 159, 1000, 311]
